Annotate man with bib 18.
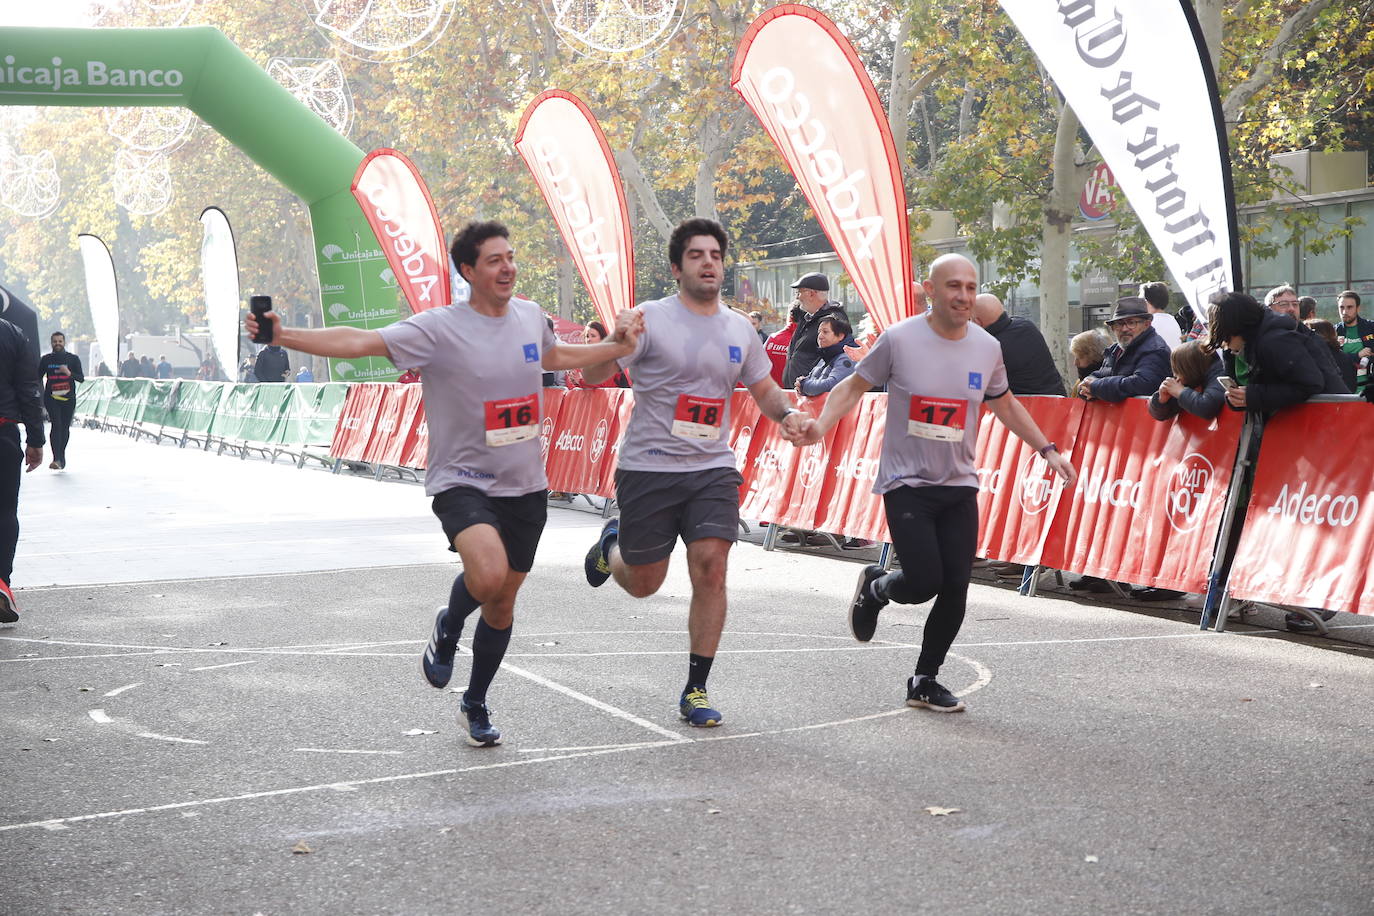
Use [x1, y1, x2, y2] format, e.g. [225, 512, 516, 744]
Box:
[246, 220, 642, 747]
[581, 218, 806, 728]
[784, 254, 1075, 712]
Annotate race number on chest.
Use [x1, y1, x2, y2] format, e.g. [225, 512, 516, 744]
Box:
[484, 393, 539, 447]
[672, 394, 726, 440]
[908, 395, 967, 442]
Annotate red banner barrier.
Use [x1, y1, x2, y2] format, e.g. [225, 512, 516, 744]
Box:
[1228, 402, 1374, 615]
[596, 390, 636, 498]
[377, 385, 425, 468]
[362, 385, 408, 466]
[739, 393, 800, 524]
[815, 394, 888, 542]
[727, 390, 762, 502]
[1040, 399, 1243, 593]
[545, 388, 623, 496]
[329, 384, 386, 461]
[975, 396, 1084, 565]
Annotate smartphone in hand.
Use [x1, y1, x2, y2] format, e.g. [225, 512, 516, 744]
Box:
[1217, 376, 1237, 390]
[250, 295, 274, 344]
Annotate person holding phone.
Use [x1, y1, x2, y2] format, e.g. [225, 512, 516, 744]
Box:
[245, 220, 642, 747]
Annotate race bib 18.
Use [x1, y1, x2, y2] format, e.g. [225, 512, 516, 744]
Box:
[671, 394, 726, 440]
[483, 393, 539, 447]
[907, 396, 967, 441]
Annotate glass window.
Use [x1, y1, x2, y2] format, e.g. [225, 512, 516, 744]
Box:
[1351, 199, 1374, 282]
[1300, 202, 1348, 285]
[1245, 215, 1298, 290]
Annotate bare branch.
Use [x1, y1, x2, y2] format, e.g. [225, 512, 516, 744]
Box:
[615, 148, 675, 242]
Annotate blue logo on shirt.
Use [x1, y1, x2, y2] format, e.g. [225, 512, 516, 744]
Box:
[729, 346, 742, 363]
[968, 372, 983, 390]
[523, 343, 539, 363]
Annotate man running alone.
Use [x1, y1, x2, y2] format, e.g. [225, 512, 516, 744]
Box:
[246, 220, 641, 746]
[582, 218, 804, 728]
[784, 254, 1075, 712]
[39, 332, 83, 470]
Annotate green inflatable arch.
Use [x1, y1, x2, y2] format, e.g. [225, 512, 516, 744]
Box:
[0, 26, 404, 382]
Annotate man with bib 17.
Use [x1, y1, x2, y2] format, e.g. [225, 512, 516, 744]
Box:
[783, 254, 1075, 712]
[246, 220, 642, 748]
[582, 218, 805, 728]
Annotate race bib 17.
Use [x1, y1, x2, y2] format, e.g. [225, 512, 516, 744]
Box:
[907, 396, 967, 441]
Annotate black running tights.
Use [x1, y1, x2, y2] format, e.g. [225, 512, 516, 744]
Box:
[877, 485, 979, 677]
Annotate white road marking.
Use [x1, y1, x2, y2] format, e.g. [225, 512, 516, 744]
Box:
[88, 709, 112, 724]
[517, 741, 669, 753]
[492, 653, 689, 743]
[0, 651, 177, 664]
[295, 748, 405, 756]
[189, 660, 256, 672]
[135, 733, 208, 745]
[103, 683, 142, 697]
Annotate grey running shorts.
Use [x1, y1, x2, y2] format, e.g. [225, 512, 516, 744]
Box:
[431, 485, 548, 573]
[613, 466, 743, 565]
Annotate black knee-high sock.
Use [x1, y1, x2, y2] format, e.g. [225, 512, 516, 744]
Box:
[465, 619, 512, 706]
[444, 573, 481, 629]
[686, 653, 714, 690]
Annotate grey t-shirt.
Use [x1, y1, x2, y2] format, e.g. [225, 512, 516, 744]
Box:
[378, 299, 556, 496]
[857, 314, 1009, 493]
[617, 294, 772, 472]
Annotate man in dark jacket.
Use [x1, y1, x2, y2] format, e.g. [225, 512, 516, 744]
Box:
[253, 344, 291, 383]
[973, 294, 1065, 396]
[782, 272, 847, 388]
[1, 317, 45, 622]
[39, 331, 83, 470]
[1075, 297, 1171, 402]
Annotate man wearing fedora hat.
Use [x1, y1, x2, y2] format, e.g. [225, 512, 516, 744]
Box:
[783, 272, 848, 389]
[1074, 296, 1171, 403]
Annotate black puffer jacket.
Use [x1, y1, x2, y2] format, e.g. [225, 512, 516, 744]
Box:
[1223, 311, 1345, 414]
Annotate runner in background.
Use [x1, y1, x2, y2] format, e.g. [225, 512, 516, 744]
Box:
[38, 331, 83, 471]
[582, 218, 806, 728]
[246, 220, 642, 747]
[785, 254, 1075, 712]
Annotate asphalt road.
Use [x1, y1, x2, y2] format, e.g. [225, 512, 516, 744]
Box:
[3, 428, 1372, 915]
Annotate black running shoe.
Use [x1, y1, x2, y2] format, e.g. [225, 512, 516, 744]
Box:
[584, 517, 618, 587]
[421, 605, 460, 689]
[460, 697, 502, 747]
[906, 675, 965, 713]
[849, 564, 887, 642]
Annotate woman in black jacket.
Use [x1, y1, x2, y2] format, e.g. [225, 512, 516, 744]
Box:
[1207, 292, 1343, 413]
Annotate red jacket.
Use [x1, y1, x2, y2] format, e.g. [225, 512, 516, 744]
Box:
[764, 323, 795, 386]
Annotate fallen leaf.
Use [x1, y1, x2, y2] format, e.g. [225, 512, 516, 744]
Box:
[43, 737, 60, 743]
[924, 806, 961, 816]
[706, 808, 722, 815]
[77, 687, 94, 692]
[403, 728, 437, 736]
[291, 840, 312, 855]
[1240, 698, 1253, 702]
[1084, 855, 1099, 863]
[1307, 683, 1323, 689]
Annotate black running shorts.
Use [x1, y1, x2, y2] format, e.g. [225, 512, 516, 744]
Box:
[613, 466, 743, 566]
[431, 485, 548, 573]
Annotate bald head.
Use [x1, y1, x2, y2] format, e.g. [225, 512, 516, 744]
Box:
[911, 280, 927, 311]
[973, 293, 1004, 328]
[923, 254, 978, 333]
[927, 253, 976, 285]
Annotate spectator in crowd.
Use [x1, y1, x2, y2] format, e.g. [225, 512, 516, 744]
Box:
[567, 321, 630, 388]
[155, 354, 172, 379]
[796, 314, 857, 397]
[1211, 290, 1347, 633]
[1307, 319, 1357, 393]
[1266, 283, 1347, 388]
[238, 357, 255, 382]
[1069, 329, 1109, 379]
[763, 316, 795, 386]
[1336, 290, 1374, 395]
[972, 293, 1065, 396]
[295, 365, 314, 383]
[1075, 297, 1171, 403]
[749, 311, 767, 343]
[139, 355, 155, 378]
[1140, 281, 1182, 350]
[119, 352, 140, 378]
[1148, 340, 1225, 422]
[253, 342, 290, 382]
[1298, 296, 1317, 321]
[782, 272, 847, 388]
[96, 361, 112, 377]
[1069, 297, 1171, 594]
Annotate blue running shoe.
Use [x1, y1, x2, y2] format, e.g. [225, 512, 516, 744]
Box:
[421, 605, 461, 689]
[460, 696, 502, 747]
[584, 517, 619, 587]
[679, 686, 722, 728]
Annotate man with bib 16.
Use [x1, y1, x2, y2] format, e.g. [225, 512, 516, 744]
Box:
[247, 220, 642, 748]
[582, 218, 806, 728]
[784, 254, 1075, 712]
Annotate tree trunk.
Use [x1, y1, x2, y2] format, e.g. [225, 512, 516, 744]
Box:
[1040, 104, 1086, 384]
[887, 11, 914, 160]
[616, 148, 675, 242]
[554, 235, 576, 319]
[1194, 0, 1223, 78]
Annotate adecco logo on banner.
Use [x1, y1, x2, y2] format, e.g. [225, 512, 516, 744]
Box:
[590, 418, 609, 463]
[732, 424, 753, 472]
[797, 451, 825, 489]
[554, 430, 585, 452]
[1081, 467, 1142, 509]
[1016, 451, 1057, 515]
[1266, 482, 1361, 528]
[1165, 453, 1214, 533]
[833, 454, 879, 482]
[529, 136, 619, 287]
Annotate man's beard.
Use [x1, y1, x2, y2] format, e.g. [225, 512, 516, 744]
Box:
[681, 275, 719, 301]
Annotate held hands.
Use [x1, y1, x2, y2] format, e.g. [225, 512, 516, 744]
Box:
[1158, 376, 1183, 402]
[611, 308, 644, 348]
[780, 411, 824, 447]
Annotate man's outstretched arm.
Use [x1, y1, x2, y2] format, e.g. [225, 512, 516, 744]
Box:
[245, 310, 390, 360]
